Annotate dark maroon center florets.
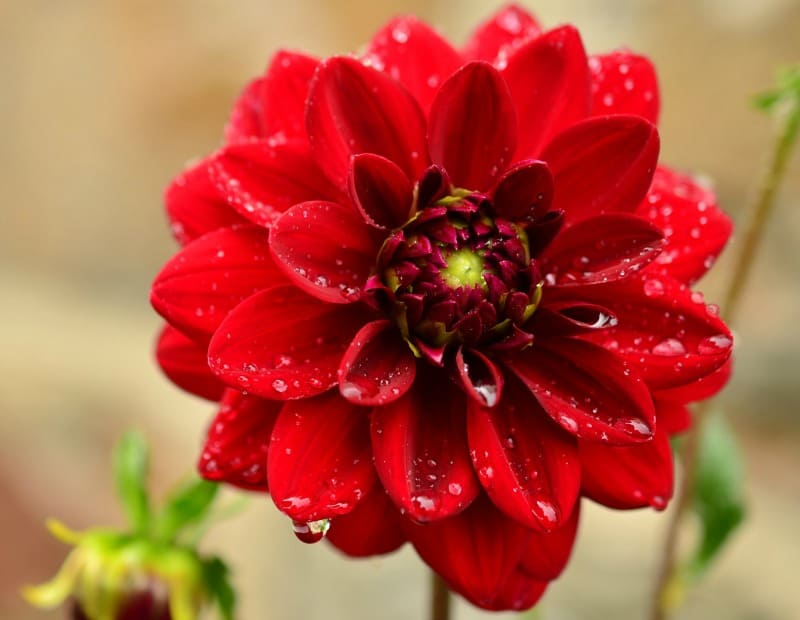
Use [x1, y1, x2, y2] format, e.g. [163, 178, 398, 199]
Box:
[371, 187, 543, 361]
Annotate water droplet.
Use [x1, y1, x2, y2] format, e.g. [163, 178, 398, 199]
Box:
[498, 9, 523, 34]
[447, 482, 463, 496]
[272, 379, 289, 393]
[291, 518, 330, 544]
[474, 383, 498, 407]
[392, 23, 410, 43]
[559, 415, 579, 433]
[413, 494, 437, 513]
[697, 334, 732, 355]
[534, 500, 558, 525]
[652, 338, 687, 356]
[643, 279, 665, 297]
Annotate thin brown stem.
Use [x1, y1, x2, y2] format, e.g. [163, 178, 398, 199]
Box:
[430, 572, 451, 620]
[649, 88, 800, 620]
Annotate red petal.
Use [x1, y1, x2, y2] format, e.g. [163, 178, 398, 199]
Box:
[530, 301, 618, 337]
[208, 285, 372, 399]
[164, 158, 248, 245]
[151, 226, 284, 341]
[637, 166, 733, 285]
[589, 51, 660, 123]
[541, 213, 664, 285]
[349, 153, 413, 229]
[542, 115, 660, 225]
[403, 495, 530, 609]
[210, 139, 341, 228]
[655, 399, 692, 435]
[198, 389, 280, 491]
[338, 320, 416, 406]
[260, 51, 319, 142]
[224, 77, 266, 143]
[467, 376, 581, 531]
[462, 5, 542, 63]
[155, 325, 224, 401]
[491, 159, 553, 222]
[371, 375, 480, 521]
[268, 392, 375, 521]
[501, 26, 591, 160]
[327, 486, 406, 557]
[519, 501, 580, 580]
[269, 201, 380, 304]
[579, 429, 673, 510]
[455, 347, 504, 408]
[572, 274, 733, 390]
[364, 16, 462, 114]
[505, 338, 656, 444]
[655, 358, 732, 403]
[428, 62, 517, 191]
[306, 56, 428, 188]
[487, 570, 548, 611]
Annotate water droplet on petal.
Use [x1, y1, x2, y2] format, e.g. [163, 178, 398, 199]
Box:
[272, 379, 289, 393]
[474, 383, 498, 407]
[447, 482, 463, 496]
[697, 334, 732, 355]
[652, 338, 687, 356]
[643, 279, 665, 297]
[534, 499, 558, 526]
[392, 23, 410, 43]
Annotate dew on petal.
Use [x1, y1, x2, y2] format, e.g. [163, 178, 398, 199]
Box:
[697, 334, 732, 355]
[651, 338, 687, 356]
[643, 279, 665, 297]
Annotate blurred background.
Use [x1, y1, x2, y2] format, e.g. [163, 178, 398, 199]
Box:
[1, 0, 798, 618]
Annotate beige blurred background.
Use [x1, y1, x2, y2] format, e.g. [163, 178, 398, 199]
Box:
[1, 1, 799, 618]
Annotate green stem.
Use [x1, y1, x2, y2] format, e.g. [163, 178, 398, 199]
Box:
[430, 572, 451, 620]
[650, 85, 800, 620]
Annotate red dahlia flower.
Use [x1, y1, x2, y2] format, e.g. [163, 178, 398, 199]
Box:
[151, 4, 733, 611]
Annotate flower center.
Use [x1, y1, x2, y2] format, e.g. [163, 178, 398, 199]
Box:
[370, 188, 542, 362]
[441, 248, 486, 289]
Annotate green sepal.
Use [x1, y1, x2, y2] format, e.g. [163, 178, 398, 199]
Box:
[153, 478, 219, 544]
[113, 431, 151, 535]
[684, 413, 746, 579]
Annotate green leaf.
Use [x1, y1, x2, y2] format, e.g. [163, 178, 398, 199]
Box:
[154, 478, 219, 543]
[203, 556, 236, 620]
[685, 414, 746, 578]
[113, 431, 151, 534]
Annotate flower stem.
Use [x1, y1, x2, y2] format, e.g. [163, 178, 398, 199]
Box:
[650, 77, 800, 620]
[430, 572, 451, 620]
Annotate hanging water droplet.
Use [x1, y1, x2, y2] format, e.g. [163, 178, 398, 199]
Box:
[291, 518, 330, 544]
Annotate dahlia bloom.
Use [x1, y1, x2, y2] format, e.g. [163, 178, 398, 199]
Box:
[151, 4, 733, 610]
